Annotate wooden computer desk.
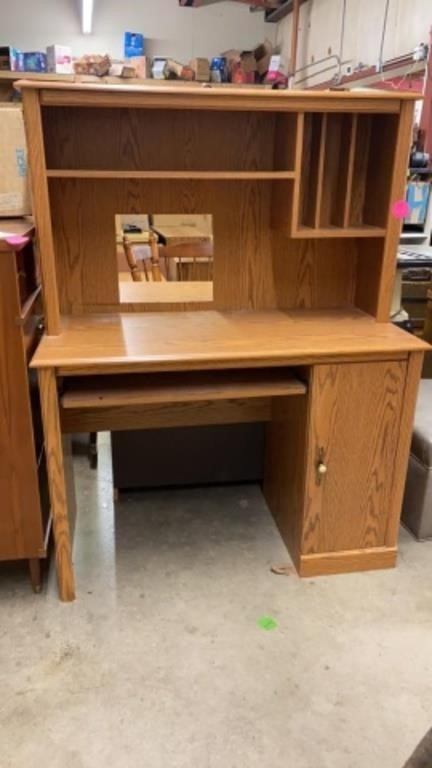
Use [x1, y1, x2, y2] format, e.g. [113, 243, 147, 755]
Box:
[19, 80, 428, 601]
[31, 309, 426, 601]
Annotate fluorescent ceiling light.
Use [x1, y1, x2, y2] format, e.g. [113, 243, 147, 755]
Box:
[82, 0, 94, 34]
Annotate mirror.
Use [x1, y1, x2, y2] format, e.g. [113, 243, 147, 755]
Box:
[115, 214, 214, 304]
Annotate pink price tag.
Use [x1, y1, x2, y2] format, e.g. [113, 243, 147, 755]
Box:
[5, 235, 29, 247]
[391, 199, 411, 220]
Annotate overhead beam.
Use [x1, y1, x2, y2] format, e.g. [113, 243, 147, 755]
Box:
[265, 0, 308, 23]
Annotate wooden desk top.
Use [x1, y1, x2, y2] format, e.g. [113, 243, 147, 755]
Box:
[153, 225, 212, 245]
[31, 309, 428, 375]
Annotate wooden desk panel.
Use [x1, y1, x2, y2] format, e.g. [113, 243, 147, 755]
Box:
[118, 280, 213, 307]
[31, 309, 427, 374]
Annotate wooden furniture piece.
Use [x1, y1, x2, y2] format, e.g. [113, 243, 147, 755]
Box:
[152, 215, 213, 281]
[0, 219, 47, 591]
[124, 232, 161, 282]
[115, 214, 161, 282]
[19, 81, 429, 602]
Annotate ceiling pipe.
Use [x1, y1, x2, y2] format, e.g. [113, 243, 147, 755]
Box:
[338, 0, 347, 82]
[377, 0, 391, 73]
[265, 0, 308, 24]
[288, 0, 300, 86]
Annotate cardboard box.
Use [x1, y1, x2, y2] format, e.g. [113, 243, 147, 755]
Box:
[190, 57, 210, 82]
[46, 45, 73, 74]
[74, 55, 111, 76]
[22, 52, 47, 72]
[240, 51, 257, 74]
[254, 39, 273, 76]
[0, 46, 23, 71]
[0, 105, 31, 217]
[128, 56, 152, 79]
[124, 32, 145, 58]
[166, 59, 184, 78]
[109, 61, 137, 78]
[152, 58, 168, 79]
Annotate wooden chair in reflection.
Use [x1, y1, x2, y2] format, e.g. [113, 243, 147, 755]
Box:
[115, 214, 162, 282]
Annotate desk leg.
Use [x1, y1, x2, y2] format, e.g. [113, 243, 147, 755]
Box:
[38, 368, 76, 602]
[28, 558, 42, 593]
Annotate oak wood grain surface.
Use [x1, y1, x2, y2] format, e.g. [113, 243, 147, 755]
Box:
[43, 174, 386, 315]
[61, 368, 306, 408]
[38, 368, 75, 601]
[17, 81, 413, 115]
[376, 102, 416, 320]
[293, 225, 386, 238]
[118, 280, 213, 307]
[299, 546, 397, 577]
[264, 369, 311, 571]
[43, 108, 277, 172]
[30, 309, 427, 372]
[60, 397, 272, 433]
[21, 89, 61, 334]
[302, 361, 407, 554]
[18, 80, 418, 99]
[46, 170, 295, 180]
[47, 178, 281, 313]
[349, 114, 373, 227]
[0, 250, 44, 560]
[19, 83, 426, 595]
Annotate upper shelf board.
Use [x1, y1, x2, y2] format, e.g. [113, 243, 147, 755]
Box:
[16, 80, 418, 112]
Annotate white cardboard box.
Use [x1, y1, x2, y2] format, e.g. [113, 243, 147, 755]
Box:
[46, 44, 73, 74]
[0, 105, 31, 217]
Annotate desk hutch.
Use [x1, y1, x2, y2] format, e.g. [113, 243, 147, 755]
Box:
[19, 81, 428, 601]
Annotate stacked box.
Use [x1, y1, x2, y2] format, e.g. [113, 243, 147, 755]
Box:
[0, 105, 31, 217]
[46, 45, 73, 74]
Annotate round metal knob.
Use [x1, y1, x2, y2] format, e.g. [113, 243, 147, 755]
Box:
[317, 462, 327, 476]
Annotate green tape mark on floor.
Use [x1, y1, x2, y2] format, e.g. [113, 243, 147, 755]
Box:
[258, 616, 277, 631]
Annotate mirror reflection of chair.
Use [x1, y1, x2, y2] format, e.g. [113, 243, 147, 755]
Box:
[115, 214, 161, 282]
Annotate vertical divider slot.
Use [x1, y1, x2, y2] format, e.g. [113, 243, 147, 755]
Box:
[348, 115, 373, 227]
[300, 113, 324, 228]
[314, 114, 328, 228]
[318, 113, 357, 228]
[342, 114, 358, 227]
[273, 112, 299, 172]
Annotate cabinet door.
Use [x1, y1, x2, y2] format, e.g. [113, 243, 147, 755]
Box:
[303, 360, 406, 555]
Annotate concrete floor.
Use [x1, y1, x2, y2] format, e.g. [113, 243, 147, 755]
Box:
[1, 435, 432, 768]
